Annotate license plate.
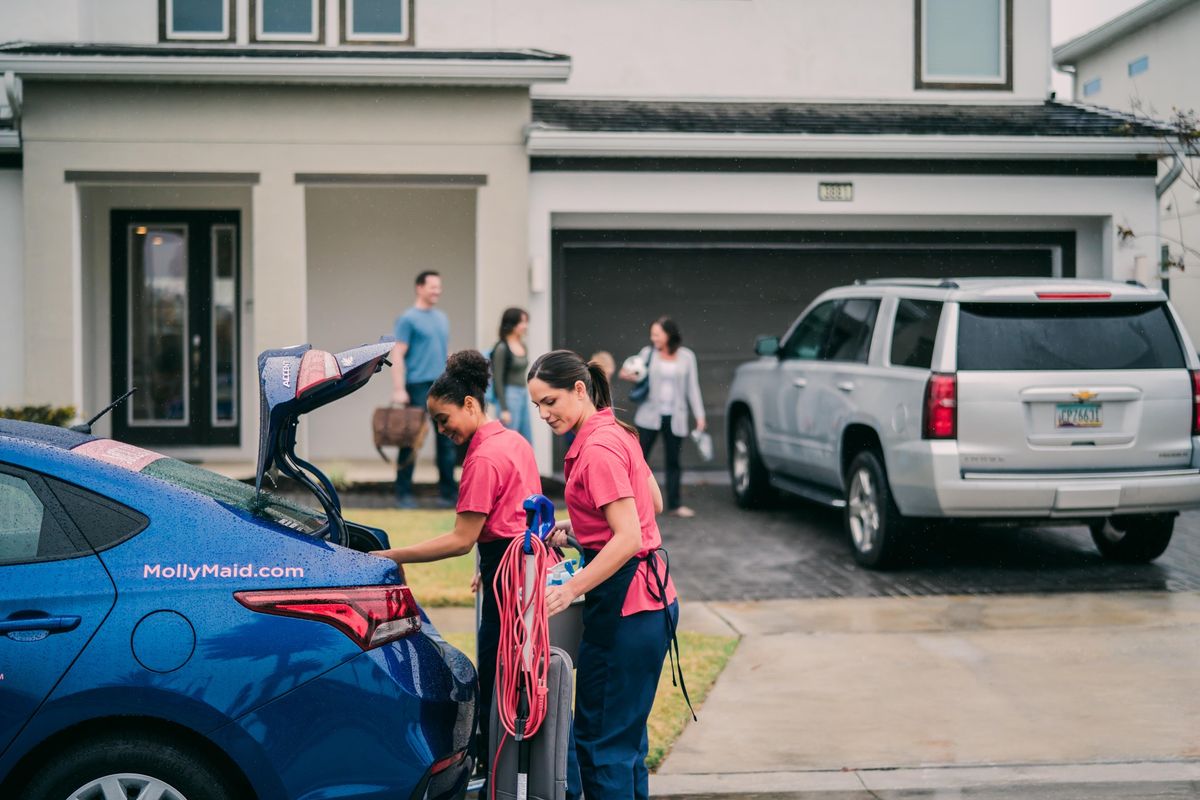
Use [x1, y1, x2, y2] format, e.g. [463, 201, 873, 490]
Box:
[1056, 402, 1102, 428]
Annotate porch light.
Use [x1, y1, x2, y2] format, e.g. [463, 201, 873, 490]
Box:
[135, 226, 148, 235]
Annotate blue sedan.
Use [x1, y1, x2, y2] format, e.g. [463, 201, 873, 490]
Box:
[0, 340, 476, 800]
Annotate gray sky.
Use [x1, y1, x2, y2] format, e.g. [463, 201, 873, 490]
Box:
[1051, 0, 1146, 97]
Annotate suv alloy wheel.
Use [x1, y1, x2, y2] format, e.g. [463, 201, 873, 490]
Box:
[729, 415, 772, 508]
[844, 450, 908, 569]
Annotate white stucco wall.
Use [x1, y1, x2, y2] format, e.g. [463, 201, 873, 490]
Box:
[0, 169, 24, 407]
[304, 186, 477, 461]
[0, 0, 1053, 102]
[1065, 0, 1200, 340]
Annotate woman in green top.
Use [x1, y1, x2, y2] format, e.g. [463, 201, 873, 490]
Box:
[491, 307, 532, 442]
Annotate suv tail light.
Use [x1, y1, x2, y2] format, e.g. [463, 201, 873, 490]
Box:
[923, 373, 957, 440]
[1191, 371, 1200, 436]
[235, 585, 421, 650]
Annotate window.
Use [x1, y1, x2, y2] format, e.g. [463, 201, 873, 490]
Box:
[957, 302, 1185, 371]
[161, 0, 234, 41]
[1128, 56, 1149, 77]
[1082, 77, 1102, 98]
[890, 299, 943, 369]
[0, 472, 80, 565]
[781, 301, 838, 361]
[47, 480, 149, 553]
[825, 299, 880, 363]
[341, 0, 413, 44]
[916, 0, 1012, 90]
[254, 0, 323, 43]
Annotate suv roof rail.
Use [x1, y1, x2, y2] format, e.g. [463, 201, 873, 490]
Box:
[861, 278, 959, 289]
[1126, 279, 1146, 288]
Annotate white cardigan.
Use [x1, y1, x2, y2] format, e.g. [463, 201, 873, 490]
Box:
[632, 345, 705, 437]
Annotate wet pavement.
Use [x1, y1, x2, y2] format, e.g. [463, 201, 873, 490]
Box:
[657, 480, 1200, 601]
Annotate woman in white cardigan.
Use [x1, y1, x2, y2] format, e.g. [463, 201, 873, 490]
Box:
[621, 316, 707, 518]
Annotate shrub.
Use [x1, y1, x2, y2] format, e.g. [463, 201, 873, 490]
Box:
[0, 405, 78, 427]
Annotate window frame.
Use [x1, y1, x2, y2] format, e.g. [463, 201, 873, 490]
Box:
[159, 0, 236, 42]
[914, 0, 1013, 91]
[1082, 77, 1102, 98]
[0, 465, 93, 566]
[251, 0, 325, 44]
[1128, 56, 1149, 77]
[340, 0, 415, 45]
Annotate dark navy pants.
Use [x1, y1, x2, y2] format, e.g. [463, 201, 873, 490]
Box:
[572, 600, 678, 800]
[394, 380, 458, 501]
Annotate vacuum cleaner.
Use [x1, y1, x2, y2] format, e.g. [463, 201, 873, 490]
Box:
[476, 494, 579, 800]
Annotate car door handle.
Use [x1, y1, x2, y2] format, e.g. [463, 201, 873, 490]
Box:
[0, 615, 81, 635]
[836, 381, 856, 393]
[792, 378, 808, 388]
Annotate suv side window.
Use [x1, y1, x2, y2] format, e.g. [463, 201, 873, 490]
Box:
[0, 470, 82, 565]
[781, 300, 839, 360]
[825, 298, 880, 363]
[47, 478, 149, 552]
[890, 299, 944, 369]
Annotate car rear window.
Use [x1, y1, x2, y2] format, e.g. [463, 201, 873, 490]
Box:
[141, 458, 327, 535]
[957, 301, 1186, 372]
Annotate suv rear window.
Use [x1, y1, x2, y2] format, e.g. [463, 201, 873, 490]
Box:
[957, 302, 1186, 371]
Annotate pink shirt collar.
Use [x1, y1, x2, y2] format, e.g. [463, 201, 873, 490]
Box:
[565, 407, 617, 463]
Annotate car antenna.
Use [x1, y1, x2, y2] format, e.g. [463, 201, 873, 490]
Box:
[70, 387, 138, 434]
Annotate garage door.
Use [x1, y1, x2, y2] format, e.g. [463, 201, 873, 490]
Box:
[553, 230, 1070, 470]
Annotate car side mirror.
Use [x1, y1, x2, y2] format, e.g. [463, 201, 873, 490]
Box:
[755, 336, 780, 357]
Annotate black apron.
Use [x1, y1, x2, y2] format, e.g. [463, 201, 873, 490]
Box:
[580, 546, 695, 719]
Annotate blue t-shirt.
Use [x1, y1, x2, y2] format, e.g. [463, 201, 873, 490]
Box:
[394, 307, 450, 383]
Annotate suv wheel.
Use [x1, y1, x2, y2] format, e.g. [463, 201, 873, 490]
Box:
[844, 451, 908, 569]
[730, 415, 772, 509]
[1089, 514, 1174, 563]
[21, 732, 238, 800]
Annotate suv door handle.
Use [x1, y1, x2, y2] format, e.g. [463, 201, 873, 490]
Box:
[836, 381, 856, 393]
[0, 614, 81, 636]
[792, 378, 808, 388]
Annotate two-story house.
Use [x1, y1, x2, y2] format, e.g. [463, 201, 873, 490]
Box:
[0, 0, 1173, 474]
[1054, 0, 1200, 339]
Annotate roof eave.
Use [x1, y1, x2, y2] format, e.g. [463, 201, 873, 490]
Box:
[525, 129, 1170, 160]
[1053, 0, 1192, 66]
[0, 53, 571, 87]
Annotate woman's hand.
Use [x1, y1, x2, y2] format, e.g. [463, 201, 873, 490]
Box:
[695, 418, 707, 433]
[369, 550, 401, 567]
[545, 583, 578, 617]
[618, 368, 637, 382]
[470, 571, 482, 594]
[545, 518, 573, 548]
[500, 410, 512, 426]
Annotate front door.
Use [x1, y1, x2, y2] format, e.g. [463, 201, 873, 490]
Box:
[111, 210, 241, 446]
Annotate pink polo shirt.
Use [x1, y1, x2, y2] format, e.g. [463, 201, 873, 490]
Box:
[564, 408, 677, 616]
[458, 421, 543, 544]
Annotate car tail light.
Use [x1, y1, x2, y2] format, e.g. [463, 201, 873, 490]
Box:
[923, 373, 957, 439]
[1191, 371, 1200, 436]
[1035, 292, 1112, 300]
[234, 585, 421, 650]
[296, 349, 341, 399]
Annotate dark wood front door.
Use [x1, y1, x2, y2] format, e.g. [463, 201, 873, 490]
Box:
[111, 210, 241, 446]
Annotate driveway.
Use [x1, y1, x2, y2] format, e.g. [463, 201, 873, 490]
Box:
[657, 480, 1200, 601]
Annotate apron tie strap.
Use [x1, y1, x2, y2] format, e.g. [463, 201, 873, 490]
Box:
[645, 547, 695, 721]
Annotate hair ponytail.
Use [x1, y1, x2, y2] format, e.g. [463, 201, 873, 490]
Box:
[528, 349, 637, 437]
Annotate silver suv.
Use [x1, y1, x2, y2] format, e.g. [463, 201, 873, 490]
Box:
[725, 278, 1200, 568]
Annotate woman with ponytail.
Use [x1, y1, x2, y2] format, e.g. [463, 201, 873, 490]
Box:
[528, 350, 689, 800]
[369, 349, 546, 791]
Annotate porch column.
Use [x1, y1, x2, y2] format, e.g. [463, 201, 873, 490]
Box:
[251, 171, 308, 453]
[21, 158, 79, 410]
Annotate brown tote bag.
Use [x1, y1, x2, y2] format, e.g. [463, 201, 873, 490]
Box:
[372, 405, 428, 465]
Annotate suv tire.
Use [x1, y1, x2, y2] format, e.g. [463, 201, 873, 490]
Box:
[21, 731, 238, 800]
[730, 415, 772, 509]
[1089, 514, 1174, 563]
[844, 450, 908, 569]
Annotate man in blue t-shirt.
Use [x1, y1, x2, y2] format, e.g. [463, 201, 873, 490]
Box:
[390, 271, 456, 508]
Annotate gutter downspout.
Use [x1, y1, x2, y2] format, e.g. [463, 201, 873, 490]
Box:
[3, 72, 21, 131]
[1157, 154, 1183, 199]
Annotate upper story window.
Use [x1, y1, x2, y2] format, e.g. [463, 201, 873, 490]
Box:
[1082, 77, 1102, 98]
[915, 0, 1012, 91]
[1128, 56, 1149, 77]
[341, 0, 413, 44]
[253, 0, 324, 43]
[161, 0, 234, 41]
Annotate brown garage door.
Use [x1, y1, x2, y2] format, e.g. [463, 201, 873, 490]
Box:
[552, 230, 1070, 470]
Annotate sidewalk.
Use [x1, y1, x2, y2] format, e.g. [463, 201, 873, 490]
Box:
[651, 591, 1200, 798]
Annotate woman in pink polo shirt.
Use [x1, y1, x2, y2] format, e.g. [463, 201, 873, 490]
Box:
[527, 349, 690, 800]
[370, 349, 543, 787]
